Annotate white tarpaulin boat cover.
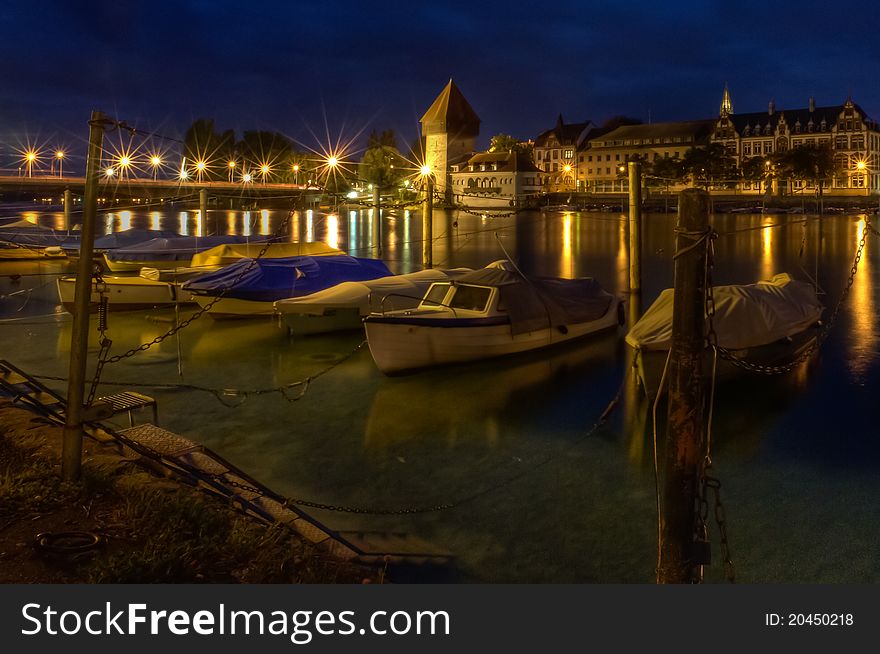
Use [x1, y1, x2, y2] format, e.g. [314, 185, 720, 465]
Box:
[625, 273, 823, 351]
[275, 268, 472, 315]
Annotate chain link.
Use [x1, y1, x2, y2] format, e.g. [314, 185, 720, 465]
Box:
[86, 210, 294, 396]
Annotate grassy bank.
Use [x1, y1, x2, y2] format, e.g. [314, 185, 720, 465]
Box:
[0, 401, 376, 583]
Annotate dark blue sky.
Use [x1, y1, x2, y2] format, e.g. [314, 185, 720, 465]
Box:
[2, 0, 878, 167]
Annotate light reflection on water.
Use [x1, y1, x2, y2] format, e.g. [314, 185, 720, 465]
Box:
[1, 206, 879, 582]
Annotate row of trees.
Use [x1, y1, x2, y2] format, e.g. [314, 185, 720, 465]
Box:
[634, 143, 841, 192]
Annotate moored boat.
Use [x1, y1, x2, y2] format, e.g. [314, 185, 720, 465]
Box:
[363, 263, 622, 374]
[274, 267, 472, 335]
[183, 254, 393, 318]
[56, 274, 191, 312]
[102, 235, 283, 272]
[625, 273, 823, 397]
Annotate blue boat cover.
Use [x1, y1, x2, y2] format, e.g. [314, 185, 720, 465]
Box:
[182, 255, 393, 302]
[0, 221, 76, 248]
[105, 235, 277, 262]
[60, 228, 180, 251]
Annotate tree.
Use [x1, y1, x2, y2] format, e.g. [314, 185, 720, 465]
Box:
[183, 119, 236, 180]
[488, 134, 533, 157]
[650, 156, 685, 183]
[681, 143, 736, 186]
[773, 143, 839, 197]
[236, 131, 295, 182]
[358, 130, 406, 189]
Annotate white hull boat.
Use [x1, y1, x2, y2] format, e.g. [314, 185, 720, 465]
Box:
[273, 268, 471, 335]
[364, 264, 621, 374]
[56, 274, 195, 312]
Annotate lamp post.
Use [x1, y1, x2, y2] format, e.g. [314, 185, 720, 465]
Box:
[195, 160, 207, 183]
[292, 163, 300, 185]
[260, 163, 270, 184]
[55, 150, 65, 177]
[150, 155, 162, 180]
[227, 159, 236, 183]
[24, 150, 37, 178]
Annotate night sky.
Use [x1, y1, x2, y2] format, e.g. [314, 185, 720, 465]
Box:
[2, 0, 878, 167]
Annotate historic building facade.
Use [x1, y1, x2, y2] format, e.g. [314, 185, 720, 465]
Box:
[533, 116, 595, 191]
[711, 87, 880, 194]
[578, 121, 713, 192]
[449, 151, 543, 207]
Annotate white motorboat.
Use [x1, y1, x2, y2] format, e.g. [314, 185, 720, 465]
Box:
[273, 268, 472, 336]
[56, 273, 193, 312]
[363, 263, 622, 374]
[625, 273, 823, 397]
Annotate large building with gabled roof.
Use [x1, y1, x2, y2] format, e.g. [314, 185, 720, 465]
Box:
[711, 88, 880, 194]
[420, 79, 481, 201]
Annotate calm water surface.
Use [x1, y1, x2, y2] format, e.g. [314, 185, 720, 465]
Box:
[2, 204, 878, 582]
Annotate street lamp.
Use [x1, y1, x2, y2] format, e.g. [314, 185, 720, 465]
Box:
[55, 150, 65, 177]
[24, 150, 38, 178]
[195, 160, 207, 182]
[292, 163, 300, 184]
[149, 155, 162, 180]
[242, 172, 252, 184]
[227, 160, 236, 182]
[260, 163, 270, 184]
[104, 166, 115, 178]
[117, 155, 132, 179]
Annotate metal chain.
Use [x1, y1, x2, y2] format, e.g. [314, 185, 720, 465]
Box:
[109, 381, 623, 516]
[96, 211, 293, 370]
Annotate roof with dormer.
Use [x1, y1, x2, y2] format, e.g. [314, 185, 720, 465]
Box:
[534, 115, 595, 148]
[420, 79, 481, 138]
[451, 151, 541, 174]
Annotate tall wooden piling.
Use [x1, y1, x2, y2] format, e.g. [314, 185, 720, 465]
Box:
[62, 111, 109, 482]
[423, 175, 434, 268]
[63, 188, 72, 229]
[372, 186, 382, 257]
[628, 161, 642, 293]
[657, 188, 709, 584]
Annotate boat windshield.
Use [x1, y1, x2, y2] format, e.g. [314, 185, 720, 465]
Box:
[422, 283, 451, 307]
[448, 284, 491, 312]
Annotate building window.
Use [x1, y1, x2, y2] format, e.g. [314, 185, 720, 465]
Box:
[563, 149, 573, 158]
[836, 136, 849, 149]
[587, 155, 592, 162]
[606, 155, 611, 161]
[553, 150, 559, 159]
[606, 167, 611, 174]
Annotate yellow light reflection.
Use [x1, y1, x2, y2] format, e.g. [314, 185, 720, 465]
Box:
[326, 214, 339, 250]
[849, 218, 875, 381]
[118, 210, 132, 232]
[180, 211, 189, 236]
[761, 220, 774, 280]
[22, 212, 38, 225]
[227, 211, 237, 235]
[149, 212, 161, 231]
[260, 209, 270, 235]
[242, 211, 252, 237]
[306, 211, 314, 241]
[561, 212, 573, 277]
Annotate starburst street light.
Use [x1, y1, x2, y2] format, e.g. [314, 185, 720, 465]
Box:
[104, 166, 115, 178]
[22, 149, 39, 178]
[242, 172, 252, 184]
[116, 155, 132, 179]
[259, 163, 270, 184]
[149, 155, 162, 180]
[55, 150, 65, 177]
[227, 160, 236, 182]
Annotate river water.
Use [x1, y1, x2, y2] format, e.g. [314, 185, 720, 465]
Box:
[1, 204, 878, 582]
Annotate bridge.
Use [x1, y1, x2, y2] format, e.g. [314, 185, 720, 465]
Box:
[0, 175, 323, 207]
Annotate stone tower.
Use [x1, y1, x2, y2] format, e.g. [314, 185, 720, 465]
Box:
[420, 79, 480, 201]
[720, 83, 733, 117]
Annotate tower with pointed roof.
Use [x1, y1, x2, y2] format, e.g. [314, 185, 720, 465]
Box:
[420, 79, 480, 201]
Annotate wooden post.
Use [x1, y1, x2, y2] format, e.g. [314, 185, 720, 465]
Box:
[658, 188, 709, 584]
[372, 186, 382, 258]
[628, 161, 642, 293]
[63, 188, 72, 230]
[199, 188, 208, 228]
[62, 110, 109, 482]
[423, 175, 434, 268]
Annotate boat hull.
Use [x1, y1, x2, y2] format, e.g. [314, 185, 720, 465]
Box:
[103, 255, 194, 273]
[632, 329, 819, 398]
[364, 299, 620, 374]
[192, 295, 276, 319]
[57, 276, 195, 312]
